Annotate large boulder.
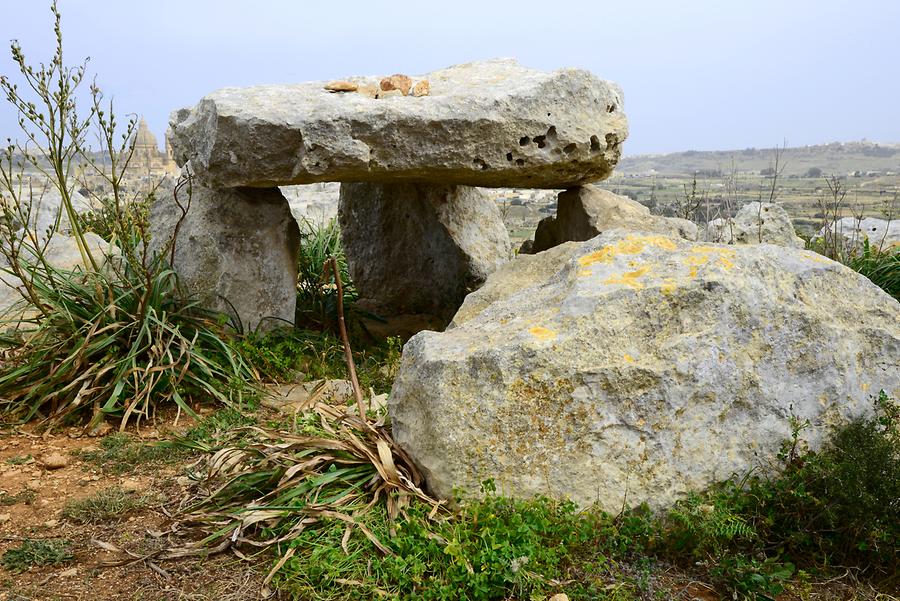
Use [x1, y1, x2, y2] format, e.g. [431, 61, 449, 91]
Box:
[339, 182, 511, 329]
[704, 202, 804, 248]
[529, 185, 696, 253]
[815, 217, 900, 252]
[149, 184, 299, 332]
[168, 59, 628, 189]
[390, 231, 900, 511]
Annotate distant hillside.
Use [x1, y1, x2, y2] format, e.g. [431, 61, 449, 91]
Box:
[618, 141, 900, 177]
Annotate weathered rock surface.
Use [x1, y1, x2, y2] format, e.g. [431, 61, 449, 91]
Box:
[169, 59, 627, 189]
[149, 184, 299, 332]
[391, 231, 900, 511]
[281, 183, 340, 225]
[816, 217, 900, 251]
[704, 202, 804, 248]
[339, 182, 511, 327]
[528, 185, 697, 253]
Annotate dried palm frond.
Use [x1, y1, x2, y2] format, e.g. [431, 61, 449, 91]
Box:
[166, 400, 444, 567]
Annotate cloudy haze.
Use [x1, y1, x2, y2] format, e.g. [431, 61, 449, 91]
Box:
[1, 0, 898, 155]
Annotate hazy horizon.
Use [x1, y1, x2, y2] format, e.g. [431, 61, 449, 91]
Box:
[1, 0, 898, 156]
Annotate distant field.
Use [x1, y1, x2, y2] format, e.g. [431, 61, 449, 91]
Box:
[504, 141, 900, 242]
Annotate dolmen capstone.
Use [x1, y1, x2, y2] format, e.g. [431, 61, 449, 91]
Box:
[150, 59, 628, 331]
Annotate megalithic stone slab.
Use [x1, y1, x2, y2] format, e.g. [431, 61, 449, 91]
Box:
[149, 184, 300, 332]
[338, 182, 511, 329]
[168, 59, 628, 189]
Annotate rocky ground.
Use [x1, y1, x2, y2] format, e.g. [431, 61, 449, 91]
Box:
[1, 406, 894, 601]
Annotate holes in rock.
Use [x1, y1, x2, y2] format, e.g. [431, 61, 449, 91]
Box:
[563, 143, 577, 154]
[473, 158, 488, 170]
[515, 158, 525, 167]
[547, 112, 552, 117]
[606, 103, 617, 113]
[533, 135, 547, 149]
[506, 152, 513, 161]
[605, 133, 619, 149]
[519, 136, 530, 146]
[590, 135, 601, 153]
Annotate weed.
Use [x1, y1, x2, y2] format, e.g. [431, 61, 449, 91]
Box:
[1, 539, 73, 573]
[61, 486, 155, 524]
[846, 241, 900, 300]
[4, 454, 32, 465]
[0, 488, 36, 506]
[75, 433, 185, 475]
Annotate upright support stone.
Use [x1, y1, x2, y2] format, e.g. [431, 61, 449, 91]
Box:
[338, 183, 511, 333]
[149, 184, 299, 332]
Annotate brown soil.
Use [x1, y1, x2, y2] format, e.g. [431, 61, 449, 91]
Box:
[0, 421, 272, 601]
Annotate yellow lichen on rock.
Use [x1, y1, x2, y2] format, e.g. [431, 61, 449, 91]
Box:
[529, 326, 557, 341]
[603, 265, 650, 289]
[577, 234, 677, 267]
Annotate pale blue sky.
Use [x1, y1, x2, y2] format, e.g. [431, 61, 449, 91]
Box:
[1, 0, 898, 155]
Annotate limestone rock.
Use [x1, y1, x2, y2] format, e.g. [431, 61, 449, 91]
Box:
[391, 231, 900, 511]
[169, 59, 628, 189]
[280, 183, 340, 225]
[529, 185, 697, 253]
[815, 217, 900, 252]
[149, 184, 299, 332]
[704, 202, 804, 248]
[325, 80, 358, 92]
[412, 80, 430, 97]
[380, 74, 412, 96]
[262, 380, 354, 412]
[339, 182, 511, 326]
[40, 452, 68, 470]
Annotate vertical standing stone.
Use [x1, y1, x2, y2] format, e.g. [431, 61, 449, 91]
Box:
[149, 184, 299, 332]
[338, 183, 511, 333]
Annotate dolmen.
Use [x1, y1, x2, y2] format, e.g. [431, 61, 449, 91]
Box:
[151, 59, 628, 332]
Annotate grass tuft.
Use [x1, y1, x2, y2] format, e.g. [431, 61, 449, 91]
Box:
[1, 539, 73, 573]
[62, 486, 155, 524]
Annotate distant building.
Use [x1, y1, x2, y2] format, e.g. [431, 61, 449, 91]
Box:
[126, 118, 177, 177]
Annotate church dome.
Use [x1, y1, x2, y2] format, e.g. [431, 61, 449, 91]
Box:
[132, 118, 159, 150]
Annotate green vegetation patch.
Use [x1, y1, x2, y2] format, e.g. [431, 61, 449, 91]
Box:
[1, 539, 73, 573]
[62, 486, 155, 524]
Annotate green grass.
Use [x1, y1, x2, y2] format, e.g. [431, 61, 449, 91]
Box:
[75, 432, 185, 475]
[1, 539, 73, 573]
[4, 454, 32, 465]
[846, 241, 900, 300]
[61, 486, 155, 524]
[0, 488, 36, 506]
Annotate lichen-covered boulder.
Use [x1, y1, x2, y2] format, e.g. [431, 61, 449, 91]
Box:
[390, 231, 900, 511]
[168, 59, 628, 189]
[529, 185, 696, 253]
[149, 184, 299, 332]
[704, 202, 804, 248]
[339, 182, 511, 328]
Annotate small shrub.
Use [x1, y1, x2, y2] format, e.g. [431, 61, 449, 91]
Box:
[1, 539, 73, 573]
[295, 217, 357, 331]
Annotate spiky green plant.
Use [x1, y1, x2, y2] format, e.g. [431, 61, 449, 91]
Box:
[295, 217, 357, 331]
[846, 240, 900, 300]
[0, 252, 256, 427]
